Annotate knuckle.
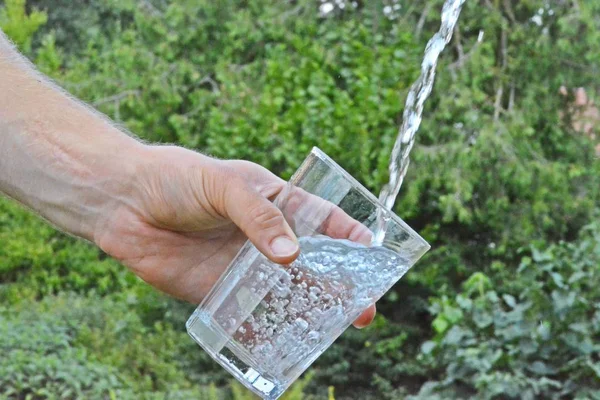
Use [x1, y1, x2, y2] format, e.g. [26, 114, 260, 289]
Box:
[205, 166, 241, 216]
[246, 203, 285, 231]
[207, 166, 235, 194]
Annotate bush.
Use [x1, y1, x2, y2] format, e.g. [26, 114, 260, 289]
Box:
[1, 292, 323, 399]
[415, 218, 600, 399]
[0, 292, 230, 398]
[0, 198, 138, 304]
[1, 0, 599, 398]
[35, 0, 599, 295]
[0, 0, 46, 52]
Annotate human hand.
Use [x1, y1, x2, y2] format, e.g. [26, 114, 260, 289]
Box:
[94, 145, 376, 328]
[0, 35, 375, 328]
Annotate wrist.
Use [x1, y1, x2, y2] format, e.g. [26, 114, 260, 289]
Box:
[68, 128, 149, 243]
[0, 113, 147, 242]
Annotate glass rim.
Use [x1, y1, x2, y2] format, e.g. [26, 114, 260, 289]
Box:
[292, 146, 431, 253]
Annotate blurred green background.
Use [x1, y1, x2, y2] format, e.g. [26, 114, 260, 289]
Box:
[1, 0, 599, 399]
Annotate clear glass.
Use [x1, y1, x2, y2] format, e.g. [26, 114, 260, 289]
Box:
[186, 147, 430, 399]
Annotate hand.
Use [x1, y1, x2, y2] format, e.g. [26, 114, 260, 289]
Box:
[94, 145, 376, 328]
[0, 35, 375, 328]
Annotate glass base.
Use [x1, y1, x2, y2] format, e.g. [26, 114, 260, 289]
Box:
[186, 310, 286, 400]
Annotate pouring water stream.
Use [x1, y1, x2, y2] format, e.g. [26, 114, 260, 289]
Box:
[373, 0, 467, 245]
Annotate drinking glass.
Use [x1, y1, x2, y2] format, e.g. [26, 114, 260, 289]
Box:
[186, 147, 430, 399]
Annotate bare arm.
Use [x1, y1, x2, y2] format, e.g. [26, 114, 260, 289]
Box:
[0, 31, 375, 326]
[0, 31, 143, 241]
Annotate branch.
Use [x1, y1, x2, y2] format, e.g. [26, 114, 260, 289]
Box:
[448, 30, 484, 71]
[483, 0, 495, 11]
[454, 26, 465, 61]
[508, 83, 515, 112]
[160, 64, 178, 83]
[500, 25, 508, 69]
[197, 75, 220, 93]
[415, 1, 435, 40]
[279, 4, 304, 23]
[417, 143, 457, 155]
[494, 27, 508, 123]
[139, 0, 163, 18]
[502, 0, 517, 24]
[493, 86, 504, 122]
[66, 77, 124, 91]
[560, 59, 599, 72]
[93, 90, 140, 107]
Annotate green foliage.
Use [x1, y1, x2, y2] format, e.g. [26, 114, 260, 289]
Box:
[0, 290, 320, 399]
[26, 0, 137, 56]
[0, 199, 138, 304]
[416, 219, 600, 399]
[229, 372, 315, 400]
[34, 0, 598, 293]
[35, 33, 62, 75]
[0, 292, 232, 399]
[0, 0, 46, 52]
[1, 0, 599, 399]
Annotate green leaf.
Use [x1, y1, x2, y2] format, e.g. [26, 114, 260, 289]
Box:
[421, 341, 436, 355]
[432, 317, 449, 335]
[502, 294, 517, 308]
[528, 361, 557, 376]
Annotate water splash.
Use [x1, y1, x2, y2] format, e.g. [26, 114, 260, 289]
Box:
[189, 236, 409, 399]
[373, 0, 467, 245]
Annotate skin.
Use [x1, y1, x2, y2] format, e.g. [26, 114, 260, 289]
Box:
[0, 31, 375, 328]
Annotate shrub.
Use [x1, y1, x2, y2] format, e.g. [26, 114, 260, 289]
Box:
[0, 199, 139, 304]
[0, 292, 231, 398]
[1, 0, 599, 398]
[415, 218, 600, 399]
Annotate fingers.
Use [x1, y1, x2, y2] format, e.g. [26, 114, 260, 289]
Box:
[220, 175, 300, 265]
[211, 162, 378, 328]
[279, 187, 378, 328]
[353, 304, 376, 329]
[320, 206, 373, 246]
[304, 194, 377, 328]
[220, 160, 286, 200]
[279, 187, 371, 245]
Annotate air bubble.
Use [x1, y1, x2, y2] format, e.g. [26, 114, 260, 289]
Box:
[307, 331, 320, 344]
[225, 235, 407, 377]
[294, 318, 309, 331]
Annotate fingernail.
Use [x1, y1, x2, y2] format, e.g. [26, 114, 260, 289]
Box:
[270, 236, 299, 257]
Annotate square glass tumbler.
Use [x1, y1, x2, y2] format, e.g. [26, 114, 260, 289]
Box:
[186, 147, 430, 399]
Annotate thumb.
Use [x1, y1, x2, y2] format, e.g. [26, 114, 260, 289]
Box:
[219, 174, 300, 265]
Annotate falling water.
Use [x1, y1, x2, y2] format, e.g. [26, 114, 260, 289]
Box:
[373, 0, 467, 245]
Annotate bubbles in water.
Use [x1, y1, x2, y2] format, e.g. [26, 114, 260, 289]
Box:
[193, 1, 463, 395]
[273, 284, 291, 298]
[307, 331, 320, 344]
[225, 235, 409, 381]
[294, 318, 309, 331]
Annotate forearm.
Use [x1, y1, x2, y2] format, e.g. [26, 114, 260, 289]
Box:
[0, 32, 145, 241]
